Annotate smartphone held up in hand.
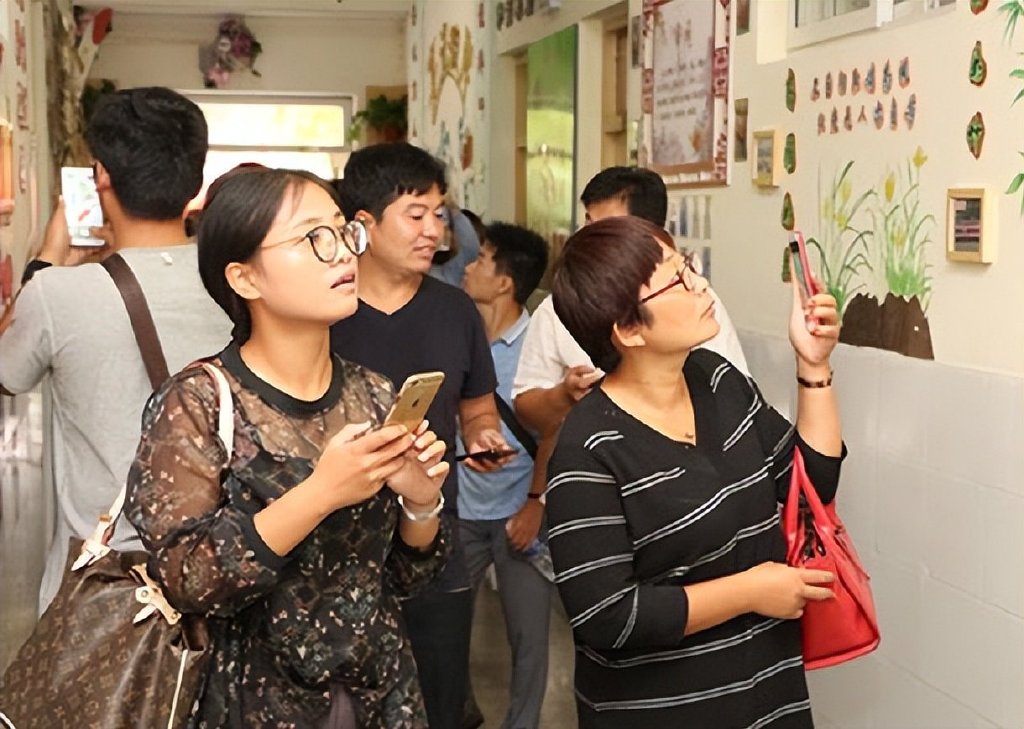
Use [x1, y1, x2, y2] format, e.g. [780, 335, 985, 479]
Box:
[384, 371, 445, 432]
[789, 231, 822, 330]
[788, 231, 819, 302]
[61, 167, 105, 247]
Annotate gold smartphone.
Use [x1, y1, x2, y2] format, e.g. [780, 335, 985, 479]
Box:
[384, 371, 445, 431]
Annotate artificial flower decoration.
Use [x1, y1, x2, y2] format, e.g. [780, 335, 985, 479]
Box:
[199, 15, 262, 88]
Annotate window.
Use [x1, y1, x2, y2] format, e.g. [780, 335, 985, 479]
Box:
[184, 92, 355, 208]
[789, 0, 953, 48]
[790, 0, 893, 48]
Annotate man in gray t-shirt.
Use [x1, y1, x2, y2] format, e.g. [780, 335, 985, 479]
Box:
[0, 88, 231, 611]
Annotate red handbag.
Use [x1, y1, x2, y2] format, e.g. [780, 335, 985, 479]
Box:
[783, 447, 880, 669]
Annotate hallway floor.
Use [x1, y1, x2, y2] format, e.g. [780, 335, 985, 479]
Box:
[0, 390, 578, 727]
[469, 580, 578, 728]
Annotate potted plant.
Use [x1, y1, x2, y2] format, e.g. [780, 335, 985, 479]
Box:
[347, 95, 408, 144]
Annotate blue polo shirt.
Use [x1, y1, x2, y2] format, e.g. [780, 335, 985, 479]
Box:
[457, 310, 535, 521]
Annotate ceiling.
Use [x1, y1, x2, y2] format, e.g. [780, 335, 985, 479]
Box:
[90, 0, 413, 19]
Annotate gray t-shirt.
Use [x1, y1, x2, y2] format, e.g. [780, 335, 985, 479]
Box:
[0, 244, 232, 610]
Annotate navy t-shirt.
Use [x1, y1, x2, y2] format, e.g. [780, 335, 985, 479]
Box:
[330, 275, 497, 514]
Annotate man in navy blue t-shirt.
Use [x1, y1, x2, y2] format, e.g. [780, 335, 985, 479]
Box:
[331, 143, 511, 729]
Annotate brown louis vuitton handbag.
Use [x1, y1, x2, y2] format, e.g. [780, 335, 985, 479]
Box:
[0, 256, 233, 729]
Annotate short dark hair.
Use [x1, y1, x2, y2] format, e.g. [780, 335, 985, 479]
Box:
[85, 87, 208, 220]
[461, 208, 486, 246]
[336, 143, 447, 221]
[580, 167, 668, 227]
[552, 216, 670, 372]
[484, 222, 549, 306]
[197, 168, 338, 342]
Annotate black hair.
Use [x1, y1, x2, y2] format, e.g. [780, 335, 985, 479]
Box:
[461, 208, 486, 244]
[579, 166, 668, 227]
[336, 143, 447, 221]
[552, 216, 671, 372]
[197, 168, 338, 342]
[84, 87, 208, 220]
[484, 222, 549, 306]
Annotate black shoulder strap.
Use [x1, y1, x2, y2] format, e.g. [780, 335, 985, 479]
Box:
[494, 392, 538, 460]
[101, 254, 170, 391]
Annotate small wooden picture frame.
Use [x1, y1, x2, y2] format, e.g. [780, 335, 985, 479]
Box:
[752, 130, 780, 188]
[946, 188, 993, 263]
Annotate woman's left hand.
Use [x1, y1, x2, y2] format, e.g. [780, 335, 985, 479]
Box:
[788, 272, 841, 367]
[387, 420, 449, 506]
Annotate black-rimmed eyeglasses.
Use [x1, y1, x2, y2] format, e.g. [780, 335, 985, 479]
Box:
[264, 220, 368, 263]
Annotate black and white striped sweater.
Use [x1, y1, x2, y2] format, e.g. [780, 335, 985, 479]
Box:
[546, 349, 844, 729]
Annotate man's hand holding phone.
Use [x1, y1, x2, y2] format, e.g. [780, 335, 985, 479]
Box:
[462, 428, 515, 473]
[38, 198, 110, 268]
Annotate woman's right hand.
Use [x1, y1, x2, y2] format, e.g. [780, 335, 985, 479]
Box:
[743, 562, 835, 619]
[312, 422, 413, 512]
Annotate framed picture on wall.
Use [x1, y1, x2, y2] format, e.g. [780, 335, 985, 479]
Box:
[946, 188, 993, 263]
[649, 0, 716, 176]
[641, 0, 730, 188]
[752, 130, 780, 187]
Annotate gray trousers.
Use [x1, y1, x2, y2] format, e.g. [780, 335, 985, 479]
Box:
[460, 518, 554, 729]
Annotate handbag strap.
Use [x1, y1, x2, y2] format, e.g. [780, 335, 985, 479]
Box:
[101, 254, 170, 390]
[494, 392, 538, 460]
[74, 362, 235, 570]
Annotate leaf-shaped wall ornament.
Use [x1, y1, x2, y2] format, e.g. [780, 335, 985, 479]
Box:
[966, 112, 986, 159]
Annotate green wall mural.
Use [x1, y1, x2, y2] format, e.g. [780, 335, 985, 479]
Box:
[1002, 0, 1024, 214]
[806, 148, 935, 359]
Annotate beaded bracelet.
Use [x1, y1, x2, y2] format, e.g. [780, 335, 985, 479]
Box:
[397, 494, 445, 521]
[797, 370, 833, 388]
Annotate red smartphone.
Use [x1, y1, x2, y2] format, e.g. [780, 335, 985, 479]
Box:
[788, 231, 821, 330]
[788, 231, 819, 300]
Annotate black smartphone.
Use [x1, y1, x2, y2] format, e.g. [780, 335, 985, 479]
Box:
[456, 447, 520, 462]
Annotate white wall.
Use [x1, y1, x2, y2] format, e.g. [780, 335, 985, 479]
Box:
[725, 10, 1024, 720]
[721, 1, 1024, 375]
[410, 0, 1024, 726]
[744, 331, 1024, 729]
[89, 12, 406, 101]
[406, 0, 490, 213]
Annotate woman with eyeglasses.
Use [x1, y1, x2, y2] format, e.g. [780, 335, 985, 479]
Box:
[126, 168, 450, 729]
[545, 216, 845, 729]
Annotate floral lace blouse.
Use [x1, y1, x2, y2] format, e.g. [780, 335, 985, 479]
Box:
[126, 343, 451, 728]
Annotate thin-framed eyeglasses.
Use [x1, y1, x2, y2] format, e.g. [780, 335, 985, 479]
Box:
[264, 220, 368, 263]
[639, 252, 701, 304]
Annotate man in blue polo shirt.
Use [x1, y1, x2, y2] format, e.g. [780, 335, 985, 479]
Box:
[459, 222, 552, 729]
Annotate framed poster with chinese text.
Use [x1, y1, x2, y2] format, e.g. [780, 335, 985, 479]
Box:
[641, 0, 730, 188]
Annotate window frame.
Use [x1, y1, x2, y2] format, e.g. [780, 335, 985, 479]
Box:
[788, 0, 894, 49]
[181, 90, 357, 153]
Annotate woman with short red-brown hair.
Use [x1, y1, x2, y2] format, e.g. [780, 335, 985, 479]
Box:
[546, 216, 845, 729]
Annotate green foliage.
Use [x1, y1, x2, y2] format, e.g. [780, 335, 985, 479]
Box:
[870, 151, 934, 309]
[1007, 152, 1024, 214]
[1000, 0, 1024, 42]
[806, 161, 874, 317]
[347, 95, 408, 143]
[1010, 53, 1024, 106]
